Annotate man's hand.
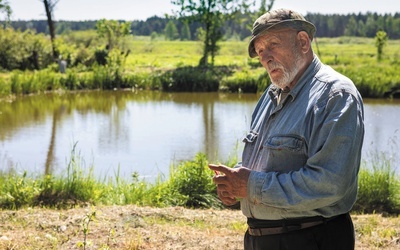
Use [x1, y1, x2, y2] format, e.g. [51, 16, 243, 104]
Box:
[208, 164, 251, 206]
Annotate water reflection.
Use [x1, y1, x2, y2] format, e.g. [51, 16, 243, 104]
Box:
[362, 98, 400, 168]
[0, 91, 399, 180]
[0, 91, 258, 180]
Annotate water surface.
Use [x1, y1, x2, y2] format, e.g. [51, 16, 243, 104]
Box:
[0, 91, 398, 180]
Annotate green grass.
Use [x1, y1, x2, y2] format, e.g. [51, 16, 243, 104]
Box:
[1, 144, 399, 214]
[355, 150, 400, 214]
[1, 37, 400, 98]
[0, 146, 224, 210]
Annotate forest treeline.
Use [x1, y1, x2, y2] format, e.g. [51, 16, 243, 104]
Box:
[7, 12, 400, 40]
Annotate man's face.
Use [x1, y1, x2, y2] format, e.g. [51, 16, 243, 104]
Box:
[254, 29, 304, 89]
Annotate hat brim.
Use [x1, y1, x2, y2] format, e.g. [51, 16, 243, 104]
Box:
[248, 19, 316, 58]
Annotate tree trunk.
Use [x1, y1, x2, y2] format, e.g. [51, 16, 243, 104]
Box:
[43, 0, 58, 59]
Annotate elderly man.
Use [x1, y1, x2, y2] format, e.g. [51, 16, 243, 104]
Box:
[209, 8, 364, 250]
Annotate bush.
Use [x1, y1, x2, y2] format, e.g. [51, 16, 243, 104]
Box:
[160, 66, 220, 92]
[0, 28, 53, 71]
[167, 153, 222, 208]
[221, 70, 270, 93]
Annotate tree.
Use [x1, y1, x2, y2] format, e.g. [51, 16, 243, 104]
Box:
[96, 19, 131, 51]
[344, 16, 358, 36]
[364, 15, 377, 37]
[0, 0, 11, 27]
[392, 18, 400, 39]
[43, 0, 58, 59]
[165, 20, 179, 40]
[95, 19, 131, 69]
[172, 0, 251, 67]
[180, 20, 191, 40]
[357, 19, 366, 37]
[375, 30, 388, 61]
[247, 0, 274, 30]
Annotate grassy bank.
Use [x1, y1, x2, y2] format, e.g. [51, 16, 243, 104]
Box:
[1, 147, 399, 215]
[1, 37, 400, 98]
[0, 149, 399, 248]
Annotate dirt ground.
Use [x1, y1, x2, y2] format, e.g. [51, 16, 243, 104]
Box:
[0, 205, 399, 249]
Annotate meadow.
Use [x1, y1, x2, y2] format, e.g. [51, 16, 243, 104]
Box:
[1, 35, 400, 98]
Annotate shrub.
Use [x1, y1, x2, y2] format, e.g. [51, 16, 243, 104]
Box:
[167, 153, 222, 208]
[160, 66, 220, 92]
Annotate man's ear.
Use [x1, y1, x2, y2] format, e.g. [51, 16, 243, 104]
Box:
[297, 31, 311, 53]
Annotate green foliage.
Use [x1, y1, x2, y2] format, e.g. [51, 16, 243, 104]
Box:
[354, 151, 400, 214]
[0, 76, 10, 96]
[94, 47, 108, 65]
[160, 66, 220, 92]
[0, 171, 38, 209]
[77, 208, 96, 249]
[10, 69, 61, 94]
[54, 30, 100, 67]
[375, 30, 388, 61]
[98, 170, 153, 206]
[3, 65, 163, 95]
[0, 146, 399, 213]
[1, 37, 400, 97]
[222, 69, 270, 93]
[180, 21, 191, 40]
[0, 28, 53, 71]
[7, 11, 400, 40]
[95, 19, 131, 51]
[172, 0, 249, 66]
[0, 0, 12, 23]
[164, 20, 179, 40]
[166, 153, 221, 208]
[34, 144, 102, 208]
[313, 37, 400, 98]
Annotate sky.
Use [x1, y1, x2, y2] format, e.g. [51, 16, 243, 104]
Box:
[8, 0, 400, 21]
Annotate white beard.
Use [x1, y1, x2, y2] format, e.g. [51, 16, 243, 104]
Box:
[270, 47, 303, 90]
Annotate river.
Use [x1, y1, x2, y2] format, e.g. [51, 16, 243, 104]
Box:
[0, 90, 399, 181]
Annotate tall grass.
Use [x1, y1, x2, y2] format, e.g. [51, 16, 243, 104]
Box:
[1, 147, 399, 213]
[0, 148, 224, 210]
[34, 143, 102, 208]
[355, 150, 400, 214]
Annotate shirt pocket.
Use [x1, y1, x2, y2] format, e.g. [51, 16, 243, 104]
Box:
[266, 134, 305, 152]
[264, 134, 307, 172]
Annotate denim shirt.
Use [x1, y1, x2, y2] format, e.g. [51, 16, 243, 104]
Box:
[240, 56, 365, 220]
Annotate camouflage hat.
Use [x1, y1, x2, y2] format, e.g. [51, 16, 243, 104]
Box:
[248, 9, 316, 58]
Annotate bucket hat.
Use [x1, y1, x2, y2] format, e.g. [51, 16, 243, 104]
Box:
[248, 9, 316, 58]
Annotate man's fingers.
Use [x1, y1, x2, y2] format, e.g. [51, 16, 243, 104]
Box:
[208, 164, 231, 175]
[212, 174, 230, 185]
